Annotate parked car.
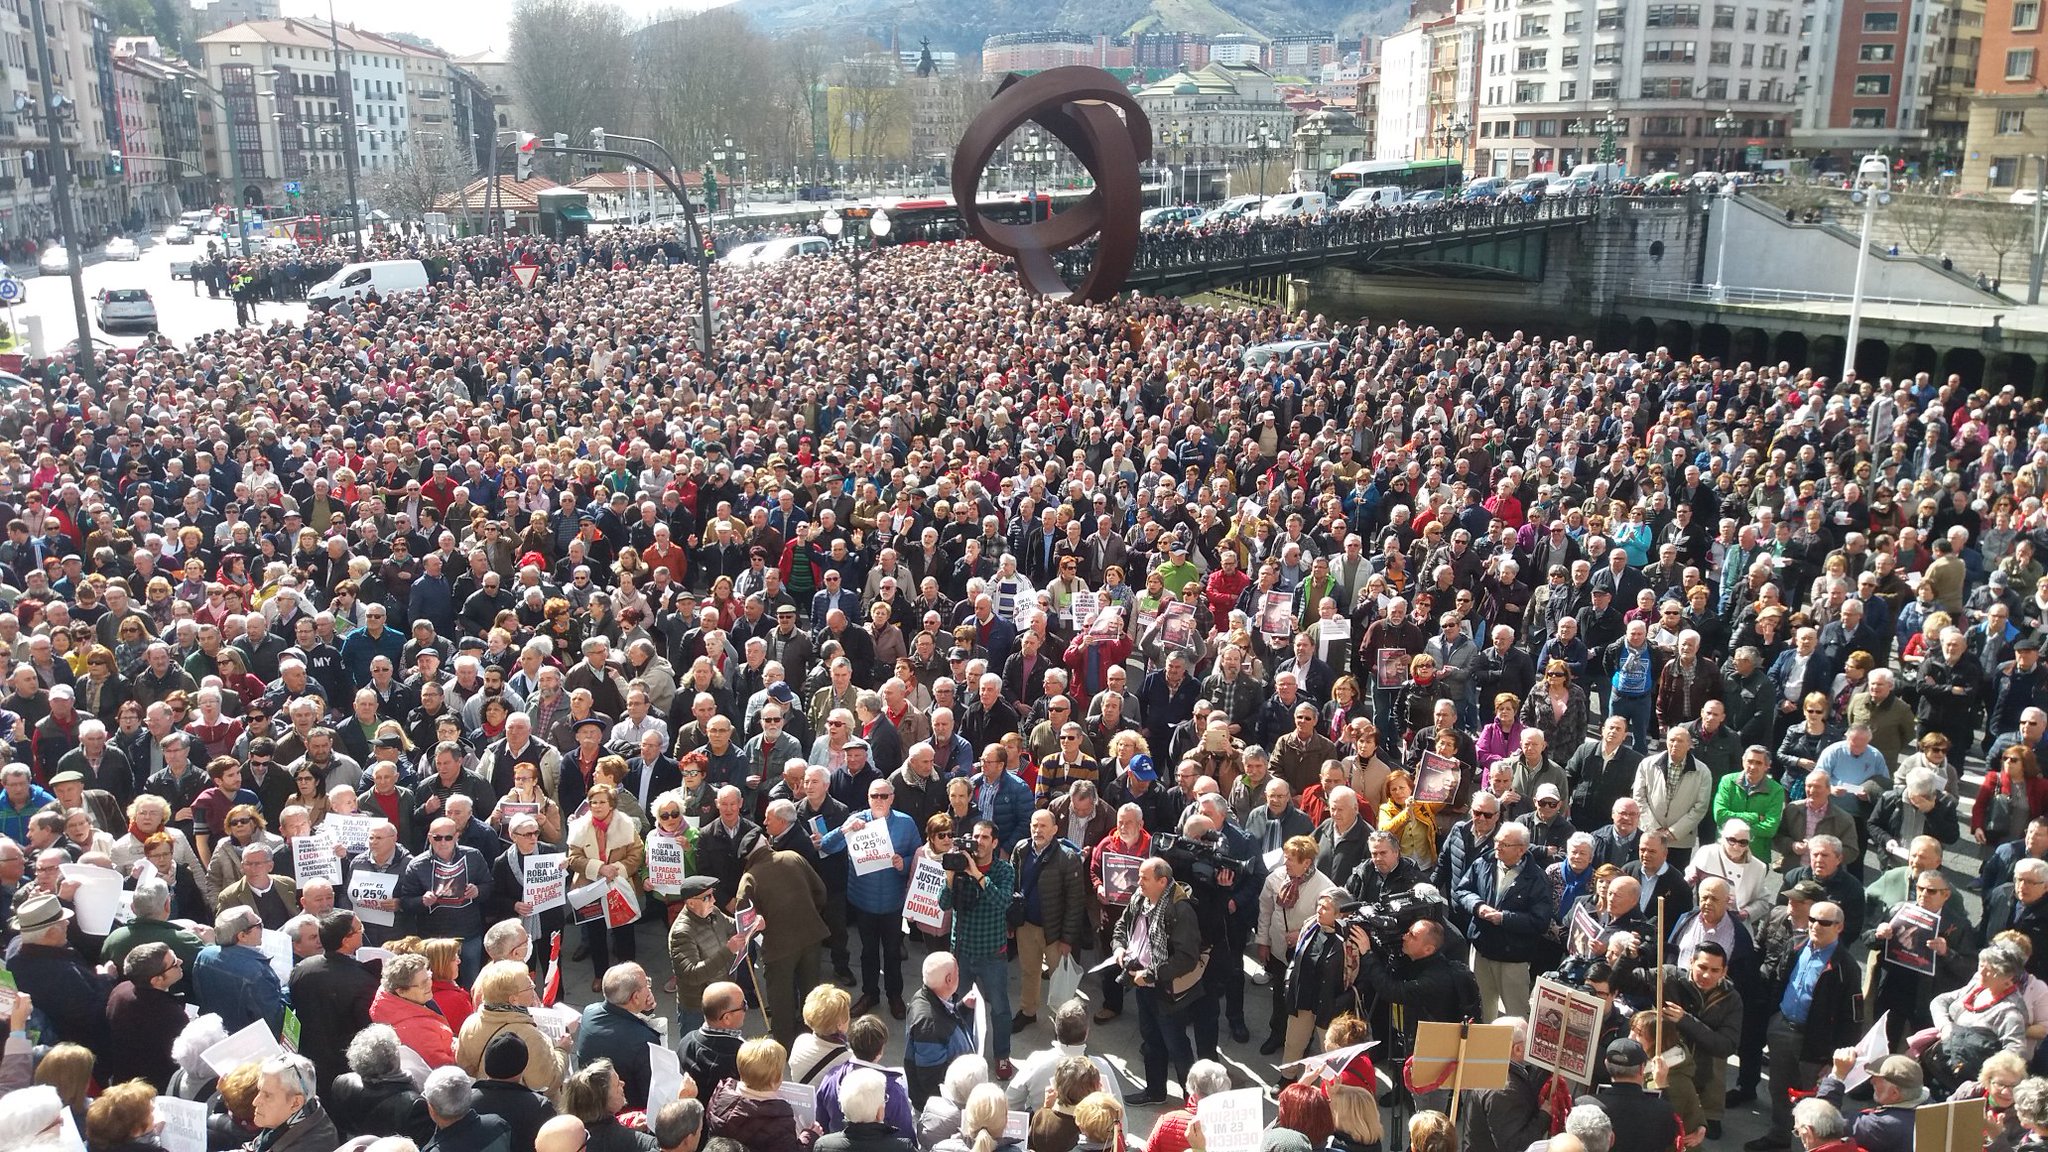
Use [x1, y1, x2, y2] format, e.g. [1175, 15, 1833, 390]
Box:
[104, 237, 140, 261]
[747, 236, 831, 264]
[1461, 176, 1508, 200]
[1406, 189, 1446, 205]
[1337, 186, 1408, 212]
[95, 288, 157, 333]
[163, 225, 193, 244]
[720, 241, 768, 267]
[1139, 206, 1204, 230]
[37, 247, 69, 275]
[1503, 174, 1562, 199]
[1256, 191, 1329, 220]
[1545, 175, 1595, 197]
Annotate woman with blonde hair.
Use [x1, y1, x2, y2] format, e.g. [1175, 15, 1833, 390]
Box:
[33, 1042, 94, 1130]
[933, 1083, 1023, 1152]
[457, 960, 571, 1097]
[788, 984, 854, 1085]
[568, 781, 644, 992]
[1406, 1112, 1455, 1152]
[708, 1039, 812, 1152]
[1071, 1093, 1125, 1152]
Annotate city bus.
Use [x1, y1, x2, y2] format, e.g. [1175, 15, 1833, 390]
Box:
[1324, 159, 1465, 199]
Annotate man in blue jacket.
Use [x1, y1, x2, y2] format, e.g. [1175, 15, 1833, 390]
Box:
[190, 904, 284, 1035]
[969, 744, 1033, 849]
[576, 961, 663, 1110]
[822, 775, 925, 1019]
[1454, 822, 1554, 1022]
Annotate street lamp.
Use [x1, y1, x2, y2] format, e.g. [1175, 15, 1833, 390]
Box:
[1844, 152, 1893, 383]
[818, 206, 890, 302]
[1246, 119, 1282, 197]
[1594, 109, 1624, 169]
[713, 135, 747, 214]
[1296, 119, 1330, 192]
[1713, 108, 1739, 173]
[1013, 128, 1054, 222]
[1432, 115, 1469, 188]
[1161, 121, 1192, 205]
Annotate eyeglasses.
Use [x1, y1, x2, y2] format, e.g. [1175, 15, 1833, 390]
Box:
[1726, 836, 1751, 845]
[1472, 810, 1499, 820]
[229, 817, 255, 827]
[828, 721, 847, 728]
[659, 811, 683, 820]
[1810, 918, 1842, 928]
[429, 834, 455, 842]
[1546, 672, 1566, 679]
[1537, 798, 1559, 807]
[1049, 704, 1070, 712]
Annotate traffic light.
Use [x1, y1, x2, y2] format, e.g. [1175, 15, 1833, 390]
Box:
[553, 133, 568, 150]
[703, 165, 719, 212]
[591, 128, 605, 151]
[515, 131, 536, 182]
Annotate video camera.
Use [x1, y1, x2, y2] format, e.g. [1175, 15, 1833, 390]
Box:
[1153, 831, 1251, 878]
[1338, 884, 1448, 953]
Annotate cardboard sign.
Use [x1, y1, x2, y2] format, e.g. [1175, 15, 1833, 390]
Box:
[1158, 601, 1195, 648]
[155, 1097, 207, 1152]
[292, 834, 342, 887]
[903, 854, 948, 931]
[1884, 905, 1940, 975]
[1375, 647, 1409, 689]
[524, 853, 568, 913]
[1526, 978, 1609, 1084]
[1916, 1099, 1988, 1152]
[1258, 591, 1294, 642]
[847, 821, 896, 876]
[1410, 1020, 1515, 1095]
[323, 813, 376, 854]
[1196, 1088, 1266, 1152]
[346, 870, 397, 927]
[1414, 751, 1462, 806]
[432, 859, 472, 907]
[1102, 852, 1142, 905]
[646, 834, 686, 895]
[779, 1082, 818, 1131]
[201, 1019, 283, 1077]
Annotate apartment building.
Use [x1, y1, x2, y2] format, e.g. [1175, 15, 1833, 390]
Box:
[1471, 0, 1799, 176]
[113, 37, 206, 223]
[1791, 0, 1954, 158]
[1962, 0, 2046, 191]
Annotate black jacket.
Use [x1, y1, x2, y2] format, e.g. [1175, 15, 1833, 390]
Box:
[471, 1080, 557, 1152]
[1353, 948, 1480, 1042]
[328, 1072, 433, 1143]
[815, 1120, 918, 1152]
[1283, 921, 1358, 1025]
[1467, 1061, 1551, 1152]
[678, 1024, 747, 1099]
[286, 949, 377, 1097]
[1784, 943, 1864, 1062]
[425, 1110, 512, 1152]
[1591, 1082, 1678, 1152]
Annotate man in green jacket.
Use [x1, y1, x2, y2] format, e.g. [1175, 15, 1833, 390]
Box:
[101, 877, 203, 988]
[1711, 745, 1786, 847]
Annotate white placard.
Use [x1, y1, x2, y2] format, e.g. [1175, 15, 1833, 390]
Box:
[259, 928, 295, 983]
[155, 1096, 207, 1152]
[1318, 616, 1352, 643]
[357, 946, 396, 965]
[779, 1081, 818, 1130]
[902, 854, 947, 931]
[346, 870, 398, 927]
[646, 834, 686, 895]
[1196, 1088, 1266, 1152]
[530, 1002, 581, 1043]
[1840, 1012, 1892, 1092]
[291, 834, 341, 888]
[201, 1019, 283, 1077]
[847, 821, 896, 876]
[524, 853, 568, 913]
[971, 983, 990, 1067]
[1005, 1112, 1031, 1141]
[1068, 590, 1099, 627]
[324, 813, 376, 854]
[59, 863, 123, 935]
[648, 1041, 686, 1115]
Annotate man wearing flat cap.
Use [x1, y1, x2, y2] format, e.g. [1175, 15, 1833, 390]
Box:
[7, 891, 111, 1056]
[1810, 1051, 1926, 1152]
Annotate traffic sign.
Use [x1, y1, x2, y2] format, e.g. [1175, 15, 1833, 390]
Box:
[0, 277, 25, 305]
[284, 181, 302, 196]
[510, 262, 539, 291]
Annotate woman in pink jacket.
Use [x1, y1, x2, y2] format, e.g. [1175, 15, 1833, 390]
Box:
[368, 952, 457, 1069]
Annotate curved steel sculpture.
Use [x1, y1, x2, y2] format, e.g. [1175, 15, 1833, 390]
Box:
[951, 66, 1153, 302]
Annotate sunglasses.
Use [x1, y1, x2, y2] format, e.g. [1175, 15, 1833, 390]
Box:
[1726, 836, 1751, 845]
[230, 817, 255, 827]
[430, 834, 455, 842]
[1811, 918, 1841, 928]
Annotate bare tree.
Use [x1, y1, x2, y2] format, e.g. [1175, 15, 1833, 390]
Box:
[835, 57, 908, 181]
[384, 135, 476, 224]
[509, 0, 633, 179]
[1975, 203, 2033, 286]
[1890, 193, 1953, 256]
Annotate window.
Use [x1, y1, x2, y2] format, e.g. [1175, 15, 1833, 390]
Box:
[1536, 118, 1559, 135]
[1592, 78, 1619, 99]
[1560, 46, 1579, 67]
[1851, 108, 1887, 128]
[1514, 120, 1537, 136]
[1641, 77, 1696, 97]
[1863, 11, 1898, 31]
[1714, 3, 1736, 26]
[2000, 109, 2028, 134]
[1992, 155, 2022, 187]
[1563, 11, 1582, 32]
[1854, 73, 1892, 94]
[1642, 41, 1698, 62]
[1706, 78, 1729, 98]
[1859, 43, 1895, 60]
[1517, 47, 1548, 69]
[228, 44, 241, 55]
[1646, 3, 1701, 25]
[2011, 47, 2037, 79]
[1743, 43, 1755, 65]
[2017, 0, 2041, 29]
[1643, 115, 1687, 134]
[1514, 80, 1546, 102]
[1596, 6, 1623, 28]
[1518, 15, 1549, 35]
[1711, 42, 1732, 63]
[1594, 42, 1624, 63]
[1559, 81, 1578, 99]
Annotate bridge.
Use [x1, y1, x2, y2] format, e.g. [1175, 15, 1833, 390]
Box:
[1054, 195, 1603, 297]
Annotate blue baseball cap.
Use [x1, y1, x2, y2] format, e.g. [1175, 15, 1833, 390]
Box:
[1126, 755, 1157, 783]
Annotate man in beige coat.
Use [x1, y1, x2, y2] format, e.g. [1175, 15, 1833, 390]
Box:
[734, 835, 828, 1047]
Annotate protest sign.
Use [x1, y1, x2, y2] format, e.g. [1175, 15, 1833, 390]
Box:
[1258, 591, 1294, 643]
[292, 834, 342, 887]
[1526, 978, 1608, 1084]
[525, 853, 568, 913]
[59, 863, 122, 935]
[903, 854, 948, 931]
[1415, 752, 1462, 806]
[645, 835, 686, 895]
[568, 879, 609, 925]
[1102, 852, 1141, 905]
[1196, 1088, 1266, 1152]
[648, 1042, 686, 1115]
[155, 1097, 207, 1152]
[323, 814, 376, 854]
[847, 822, 896, 876]
[346, 871, 398, 926]
[1884, 906, 1940, 975]
[202, 1019, 283, 1077]
[780, 1083, 818, 1131]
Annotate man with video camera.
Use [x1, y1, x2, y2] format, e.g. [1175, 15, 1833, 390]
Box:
[1113, 855, 1206, 1108]
[1349, 906, 1482, 1110]
[1153, 809, 1250, 1057]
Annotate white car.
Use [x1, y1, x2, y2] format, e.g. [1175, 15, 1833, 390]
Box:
[104, 237, 140, 261]
[163, 225, 192, 244]
[95, 287, 157, 332]
[37, 246, 68, 275]
[719, 241, 768, 267]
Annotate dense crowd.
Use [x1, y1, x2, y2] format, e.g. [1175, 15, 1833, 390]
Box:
[0, 218, 2039, 1152]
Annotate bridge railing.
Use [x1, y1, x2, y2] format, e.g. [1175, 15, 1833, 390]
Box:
[1058, 195, 1600, 282]
[1631, 279, 2003, 310]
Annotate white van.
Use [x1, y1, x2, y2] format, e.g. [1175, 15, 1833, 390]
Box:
[1338, 186, 1407, 212]
[306, 259, 431, 310]
[1257, 191, 1329, 220]
[1569, 162, 1626, 186]
[750, 236, 831, 265]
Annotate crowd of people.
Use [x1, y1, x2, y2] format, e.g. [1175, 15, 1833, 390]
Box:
[0, 216, 2037, 1152]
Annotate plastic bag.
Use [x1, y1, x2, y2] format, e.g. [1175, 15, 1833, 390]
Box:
[1048, 953, 1085, 1007]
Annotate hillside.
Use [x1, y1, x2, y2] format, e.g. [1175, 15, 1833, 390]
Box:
[729, 0, 1406, 54]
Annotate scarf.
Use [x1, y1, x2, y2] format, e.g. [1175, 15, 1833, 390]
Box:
[1275, 871, 1303, 911]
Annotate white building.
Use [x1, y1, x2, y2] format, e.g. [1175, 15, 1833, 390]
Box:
[1471, 0, 1801, 176]
[1134, 61, 1295, 197]
[1375, 25, 1432, 159]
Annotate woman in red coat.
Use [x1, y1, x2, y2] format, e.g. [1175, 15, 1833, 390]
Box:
[368, 953, 457, 1070]
[1975, 745, 2048, 845]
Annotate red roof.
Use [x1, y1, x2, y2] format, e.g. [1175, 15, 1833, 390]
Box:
[436, 174, 562, 212]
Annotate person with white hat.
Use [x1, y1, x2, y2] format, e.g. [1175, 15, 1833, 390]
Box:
[6, 891, 110, 1058]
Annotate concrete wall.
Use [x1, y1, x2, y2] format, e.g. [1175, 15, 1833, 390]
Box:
[1702, 192, 2001, 304]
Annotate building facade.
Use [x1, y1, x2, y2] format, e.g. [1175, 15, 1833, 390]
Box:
[1962, 0, 2044, 190]
[1470, 0, 1799, 176]
[1791, 0, 1951, 157]
[980, 31, 1136, 74]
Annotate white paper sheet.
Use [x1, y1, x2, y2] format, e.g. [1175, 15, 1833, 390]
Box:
[648, 1041, 686, 1115]
[1196, 1088, 1266, 1152]
[201, 1019, 284, 1077]
[346, 870, 398, 926]
[59, 863, 122, 935]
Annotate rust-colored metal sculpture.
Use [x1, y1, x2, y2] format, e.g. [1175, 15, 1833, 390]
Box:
[951, 66, 1152, 302]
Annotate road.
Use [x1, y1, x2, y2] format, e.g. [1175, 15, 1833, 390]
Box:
[4, 231, 307, 355]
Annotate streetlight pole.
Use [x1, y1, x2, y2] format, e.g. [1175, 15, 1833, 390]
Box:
[1713, 108, 1738, 173]
[1595, 109, 1623, 170]
[321, 0, 365, 257]
[546, 139, 717, 357]
[1710, 181, 1734, 299]
[23, 0, 91, 382]
[713, 135, 747, 215]
[818, 206, 890, 305]
[1844, 151, 1892, 382]
[1248, 120, 1279, 197]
